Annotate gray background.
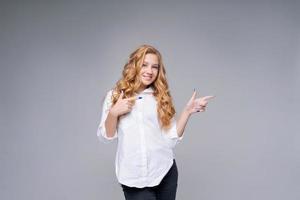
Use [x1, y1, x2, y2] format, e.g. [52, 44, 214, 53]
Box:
[1, 0, 299, 199]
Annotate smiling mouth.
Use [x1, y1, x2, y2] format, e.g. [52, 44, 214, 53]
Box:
[142, 75, 152, 80]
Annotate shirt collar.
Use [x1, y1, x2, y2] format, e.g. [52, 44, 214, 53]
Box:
[135, 86, 154, 95]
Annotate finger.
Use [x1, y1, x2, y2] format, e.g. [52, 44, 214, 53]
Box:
[126, 96, 137, 102]
[195, 105, 204, 109]
[127, 104, 133, 110]
[202, 95, 215, 101]
[196, 106, 206, 112]
[199, 102, 207, 107]
[188, 89, 197, 104]
[127, 101, 134, 107]
[198, 108, 205, 112]
[117, 90, 124, 101]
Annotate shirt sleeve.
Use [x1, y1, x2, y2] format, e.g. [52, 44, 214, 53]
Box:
[96, 90, 118, 143]
[162, 117, 183, 147]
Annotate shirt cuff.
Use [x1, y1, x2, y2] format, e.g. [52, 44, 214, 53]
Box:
[97, 120, 117, 143]
[162, 119, 184, 143]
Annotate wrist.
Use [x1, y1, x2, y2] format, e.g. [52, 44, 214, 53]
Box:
[109, 108, 119, 118]
[182, 108, 192, 117]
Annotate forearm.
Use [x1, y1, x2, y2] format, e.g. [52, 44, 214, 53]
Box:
[104, 111, 119, 138]
[176, 109, 191, 138]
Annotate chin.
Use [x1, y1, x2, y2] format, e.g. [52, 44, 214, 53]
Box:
[142, 81, 153, 87]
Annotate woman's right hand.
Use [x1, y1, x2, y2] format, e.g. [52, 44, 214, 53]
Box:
[109, 91, 136, 117]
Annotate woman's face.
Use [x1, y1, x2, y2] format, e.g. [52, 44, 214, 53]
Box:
[139, 53, 159, 88]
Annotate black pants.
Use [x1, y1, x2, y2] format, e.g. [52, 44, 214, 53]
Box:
[121, 159, 178, 200]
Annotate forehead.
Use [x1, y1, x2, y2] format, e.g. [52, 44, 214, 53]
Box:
[143, 53, 159, 64]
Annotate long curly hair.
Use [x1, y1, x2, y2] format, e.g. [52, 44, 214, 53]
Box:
[111, 44, 176, 130]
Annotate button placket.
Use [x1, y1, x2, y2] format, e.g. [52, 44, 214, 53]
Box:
[138, 94, 148, 177]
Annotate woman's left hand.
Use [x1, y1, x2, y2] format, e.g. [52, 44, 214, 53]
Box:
[185, 90, 215, 115]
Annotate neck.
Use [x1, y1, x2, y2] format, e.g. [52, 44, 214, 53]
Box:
[137, 85, 150, 93]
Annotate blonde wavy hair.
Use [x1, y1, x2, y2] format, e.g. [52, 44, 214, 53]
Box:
[111, 44, 176, 130]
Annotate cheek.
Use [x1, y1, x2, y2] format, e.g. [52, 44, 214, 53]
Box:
[153, 71, 159, 79]
[139, 69, 144, 75]
[139, 70, 145, 78]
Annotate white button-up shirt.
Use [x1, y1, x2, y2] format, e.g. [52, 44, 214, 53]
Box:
[97, 86, 183, 188]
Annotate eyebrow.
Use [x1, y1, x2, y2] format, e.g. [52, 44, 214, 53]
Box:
[143, 61, 159, 66]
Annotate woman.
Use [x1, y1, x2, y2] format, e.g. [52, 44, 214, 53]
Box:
[97, 44, 215, 200]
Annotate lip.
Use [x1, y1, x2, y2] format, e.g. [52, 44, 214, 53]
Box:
[142, 75, 152, 80]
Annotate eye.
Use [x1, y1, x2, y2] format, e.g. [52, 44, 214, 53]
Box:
[152, 65, 159, 69]
[142, 64, 147, 67]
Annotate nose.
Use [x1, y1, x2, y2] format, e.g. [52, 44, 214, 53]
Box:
[145, 66, 153, 74]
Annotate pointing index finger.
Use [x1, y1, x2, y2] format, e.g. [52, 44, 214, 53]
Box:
[203, 95, 216, 101]
[126, 96, 138, 101]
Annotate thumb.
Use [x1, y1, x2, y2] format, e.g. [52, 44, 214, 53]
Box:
[117, 90, 124, 102]
[188, 89, 197, 104]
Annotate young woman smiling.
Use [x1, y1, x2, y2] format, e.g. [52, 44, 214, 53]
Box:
[97, 44, 215, 200]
